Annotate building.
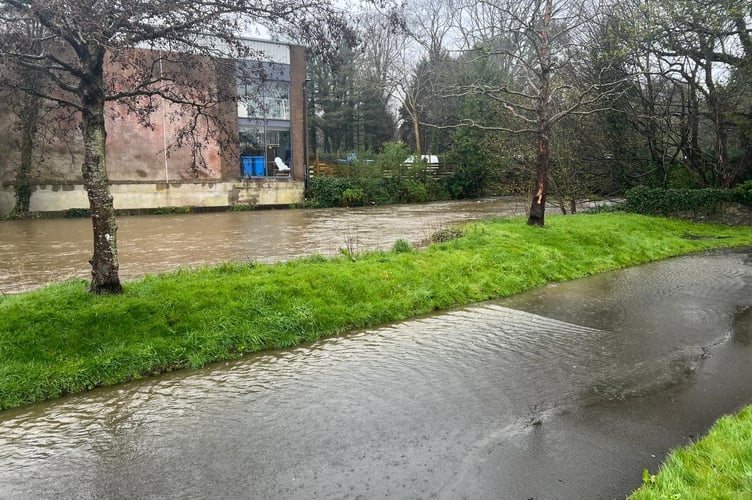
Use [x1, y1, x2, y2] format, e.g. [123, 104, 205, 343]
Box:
[0, 39, 307, 215]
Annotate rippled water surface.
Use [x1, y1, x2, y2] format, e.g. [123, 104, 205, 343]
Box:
[0, 197, 529, 294]
[2, 248, 751, 499]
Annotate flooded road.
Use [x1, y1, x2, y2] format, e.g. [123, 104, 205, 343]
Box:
[0, 197, 528, 294]
[1, 248, 751, 499]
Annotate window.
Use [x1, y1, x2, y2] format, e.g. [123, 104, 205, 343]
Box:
[236, 60, 292, 177]
[239, 125, 290, 177]
[238, 81, 290, 120]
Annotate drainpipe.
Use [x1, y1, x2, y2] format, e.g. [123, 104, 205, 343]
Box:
[159, 50, 169, 184]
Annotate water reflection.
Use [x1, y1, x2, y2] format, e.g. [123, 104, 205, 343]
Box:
[1, 249, 752, 499]
[0, 197, 529, 293]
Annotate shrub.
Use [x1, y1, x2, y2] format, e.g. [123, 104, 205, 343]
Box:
[231, 203, 256, 211]
[393, 177, 428, 203]
[431, 227, 464, 243]
[308, 142, 452, 207]
[624, 186, 738, 215]
[63, 207, 91, 218]
[307, 176, 355, 207]
[734, 181, 752, 205]
[342, 188, 365, 207]
[376, 142, 411, 173]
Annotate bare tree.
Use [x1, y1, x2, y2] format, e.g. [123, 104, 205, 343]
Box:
[642, 0, 750, 187]
[605, 0, 752, 187]
[351, 14, 403, 147]
[355, 14, 404, 102]
[0, 0, 353, 294]
[359, 0, 459, 156]
[442, 0, 621, 225]
[405, 0, 458, 61]
[395, 46, 428, 155]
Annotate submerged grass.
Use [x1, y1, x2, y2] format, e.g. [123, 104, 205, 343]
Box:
[2, 213, 752, 411]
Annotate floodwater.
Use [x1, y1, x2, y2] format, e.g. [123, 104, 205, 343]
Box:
[1, 248, 751, 499]
[0, 197, 529, 294]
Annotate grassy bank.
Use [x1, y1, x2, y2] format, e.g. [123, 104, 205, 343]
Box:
[2, 213, 752, 412]
[630, 405, 752, 499]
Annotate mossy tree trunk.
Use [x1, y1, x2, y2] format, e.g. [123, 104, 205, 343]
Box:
[12, 92, 39, 216]
[79, 46, 122, 294]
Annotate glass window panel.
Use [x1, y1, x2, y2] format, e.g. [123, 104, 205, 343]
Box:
[239, 126, 290, 177]
[237, 80, 289, 120]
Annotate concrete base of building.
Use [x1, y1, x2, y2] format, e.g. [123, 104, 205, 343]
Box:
[0, 179, 305, 215]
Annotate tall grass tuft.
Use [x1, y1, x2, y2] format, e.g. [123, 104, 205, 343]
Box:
[392, 239, 413, 253]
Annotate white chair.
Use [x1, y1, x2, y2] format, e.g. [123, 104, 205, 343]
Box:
[274, 157, 290, 174]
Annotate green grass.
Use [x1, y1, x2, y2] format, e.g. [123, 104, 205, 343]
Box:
[630, 405, 752, 499]
[2, 213, 752, 412]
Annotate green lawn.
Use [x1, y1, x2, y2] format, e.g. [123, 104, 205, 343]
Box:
[630, 405, 752, 499]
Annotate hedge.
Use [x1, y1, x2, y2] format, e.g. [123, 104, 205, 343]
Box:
[624, 183, 752, 215]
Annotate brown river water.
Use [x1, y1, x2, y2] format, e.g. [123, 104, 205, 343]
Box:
[0, 197, 529, 294]
[1, 200, 751, 499]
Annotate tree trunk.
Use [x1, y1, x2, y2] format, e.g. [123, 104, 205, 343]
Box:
[527, 123, 551, 225]
[527, 0, 553, 227]
[12, 94, 39, 216]
[80, 49, 122, 294]
[12, 27, 43, 217]
[412, 108, 422, 157]
[704, 59, 732, 187]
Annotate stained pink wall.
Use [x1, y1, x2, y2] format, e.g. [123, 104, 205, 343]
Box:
[104, 50, 230, 182]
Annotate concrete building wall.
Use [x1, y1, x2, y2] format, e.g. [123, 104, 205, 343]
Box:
[0, 190, 16, 214]
[0, 181, 304, 214]
[233, 179, 304, 206]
